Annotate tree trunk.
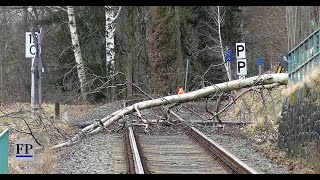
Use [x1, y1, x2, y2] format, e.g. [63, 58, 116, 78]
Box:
[126, 7, 134, 99]
[147, 6, 167, 96]
[217, 6, 232, 82]
[174, 6, 184, 87]
[286, 6, 290, 50]
[52, 73, 288, 148]
[105, 6, 116, 101]
[67, 6, 87, 101]
[105, 6, 122, 101]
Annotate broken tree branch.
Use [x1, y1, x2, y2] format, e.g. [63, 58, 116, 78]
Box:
[51, 73, 288, 149]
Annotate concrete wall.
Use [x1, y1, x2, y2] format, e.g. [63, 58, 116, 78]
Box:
[278, 84, 320, 159]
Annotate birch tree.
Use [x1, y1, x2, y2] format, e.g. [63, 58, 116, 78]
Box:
[52, 73, 288, 148]
[216, 6, 231, 82]
[203, 6, 232, 82]
[67, 6, 87, 101]
[105, 6, 116, 75]
[105, 6, 121, 100]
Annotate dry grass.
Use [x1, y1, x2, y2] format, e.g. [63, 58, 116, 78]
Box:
[306, 143, 320, 173]
[253, 141, 316, 174]
[1, 102, 97, 174]
[223, 67, 320, 174]
[33, 148, 58, 174]
[9, 147, 60, 174]
[9, 157, 29, 174]
[282, 66, 320, 96]
[223, 85, 286, 140]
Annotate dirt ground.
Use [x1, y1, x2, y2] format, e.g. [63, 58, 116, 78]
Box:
[1, 101, 319, 174]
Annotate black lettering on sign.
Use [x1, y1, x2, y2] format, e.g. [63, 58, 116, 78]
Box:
[25, 144, 33, 154]
[28, 33, 38, 56]
[237, 45, 244, 57]
[16, 144, 24, 154]
[30, 45, 36, 55]
[28, 33, 38, 44]
[238, 61, 246, 73]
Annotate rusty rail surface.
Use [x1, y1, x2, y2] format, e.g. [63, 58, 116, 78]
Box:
[123, 109, 258, 174]
[185, 126, 258, 174]
[170, 110, 258, 174]
[124, 126, 149, 174]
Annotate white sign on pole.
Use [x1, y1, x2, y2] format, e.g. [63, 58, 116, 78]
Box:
[236, 43, 246, 59]
[237, 59, 247, 76]
[236, 43, 247, 76]
[25, 32, 39, 58]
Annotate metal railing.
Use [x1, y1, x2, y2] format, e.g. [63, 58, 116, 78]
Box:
[0, 128, 9, 174]
[288, 28, 320, 83]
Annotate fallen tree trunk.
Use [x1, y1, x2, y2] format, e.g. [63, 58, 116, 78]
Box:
[52, 73, 288, 148]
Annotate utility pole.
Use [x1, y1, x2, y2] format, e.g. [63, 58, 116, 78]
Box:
[184, 58, 189, 93]
[27, 31, 38, 119]
[36, 28, 44, 106]
[27, 27, 44, 119]
[31, 56, 36, 119]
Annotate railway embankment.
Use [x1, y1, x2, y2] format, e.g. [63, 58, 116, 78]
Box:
[278, 78, 320, 166]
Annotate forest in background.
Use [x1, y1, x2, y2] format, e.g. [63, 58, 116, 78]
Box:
[0, 6, 316, 104]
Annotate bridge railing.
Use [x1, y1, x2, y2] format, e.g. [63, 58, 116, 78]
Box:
[0, 128, 9, 174]
[288, 28, 320, 83]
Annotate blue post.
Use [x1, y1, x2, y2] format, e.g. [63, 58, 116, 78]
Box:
[257, 56, 262, 75]
[0, 128, 9, 174]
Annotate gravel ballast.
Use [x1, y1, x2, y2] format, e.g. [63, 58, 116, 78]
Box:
[55, 132, 126, 174]
[196, 125, 293, 174]
[55, 101, 294, 174]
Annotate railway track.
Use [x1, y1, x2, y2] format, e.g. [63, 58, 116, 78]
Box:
[123, 112, 258, 174]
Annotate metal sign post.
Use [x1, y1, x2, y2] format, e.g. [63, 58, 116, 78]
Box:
[184, 58, 190, 93]
[226, 49, 233, 81]
[31, 57, 36, 119]
[26, 31, 38, 119]
[257, 56, 263, 75]
[235, 43, 247, 121]
[33, 28, 44, 106]
[26, 27, 44, 119]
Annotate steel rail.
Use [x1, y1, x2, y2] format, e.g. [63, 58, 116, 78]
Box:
[169, 110, 259, 174]
[126, 126, 145, 174]
[187, 126, 259, 174]
[124, 126, 136, 173]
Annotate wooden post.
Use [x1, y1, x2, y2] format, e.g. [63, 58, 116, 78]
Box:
[54, 102, 60, 121]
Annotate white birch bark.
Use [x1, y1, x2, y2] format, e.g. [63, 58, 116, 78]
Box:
[52, 73, 288, 148]
[105, 6, 121, 100]
[105, 6, 116, 76]
[67, 6, 87, 100]
[216, 6, 232, 82]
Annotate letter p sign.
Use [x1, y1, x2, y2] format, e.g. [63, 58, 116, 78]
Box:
[237, 59, 247, 76]
[236, 43, 246, 59]
[236, 43, 247, 76]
